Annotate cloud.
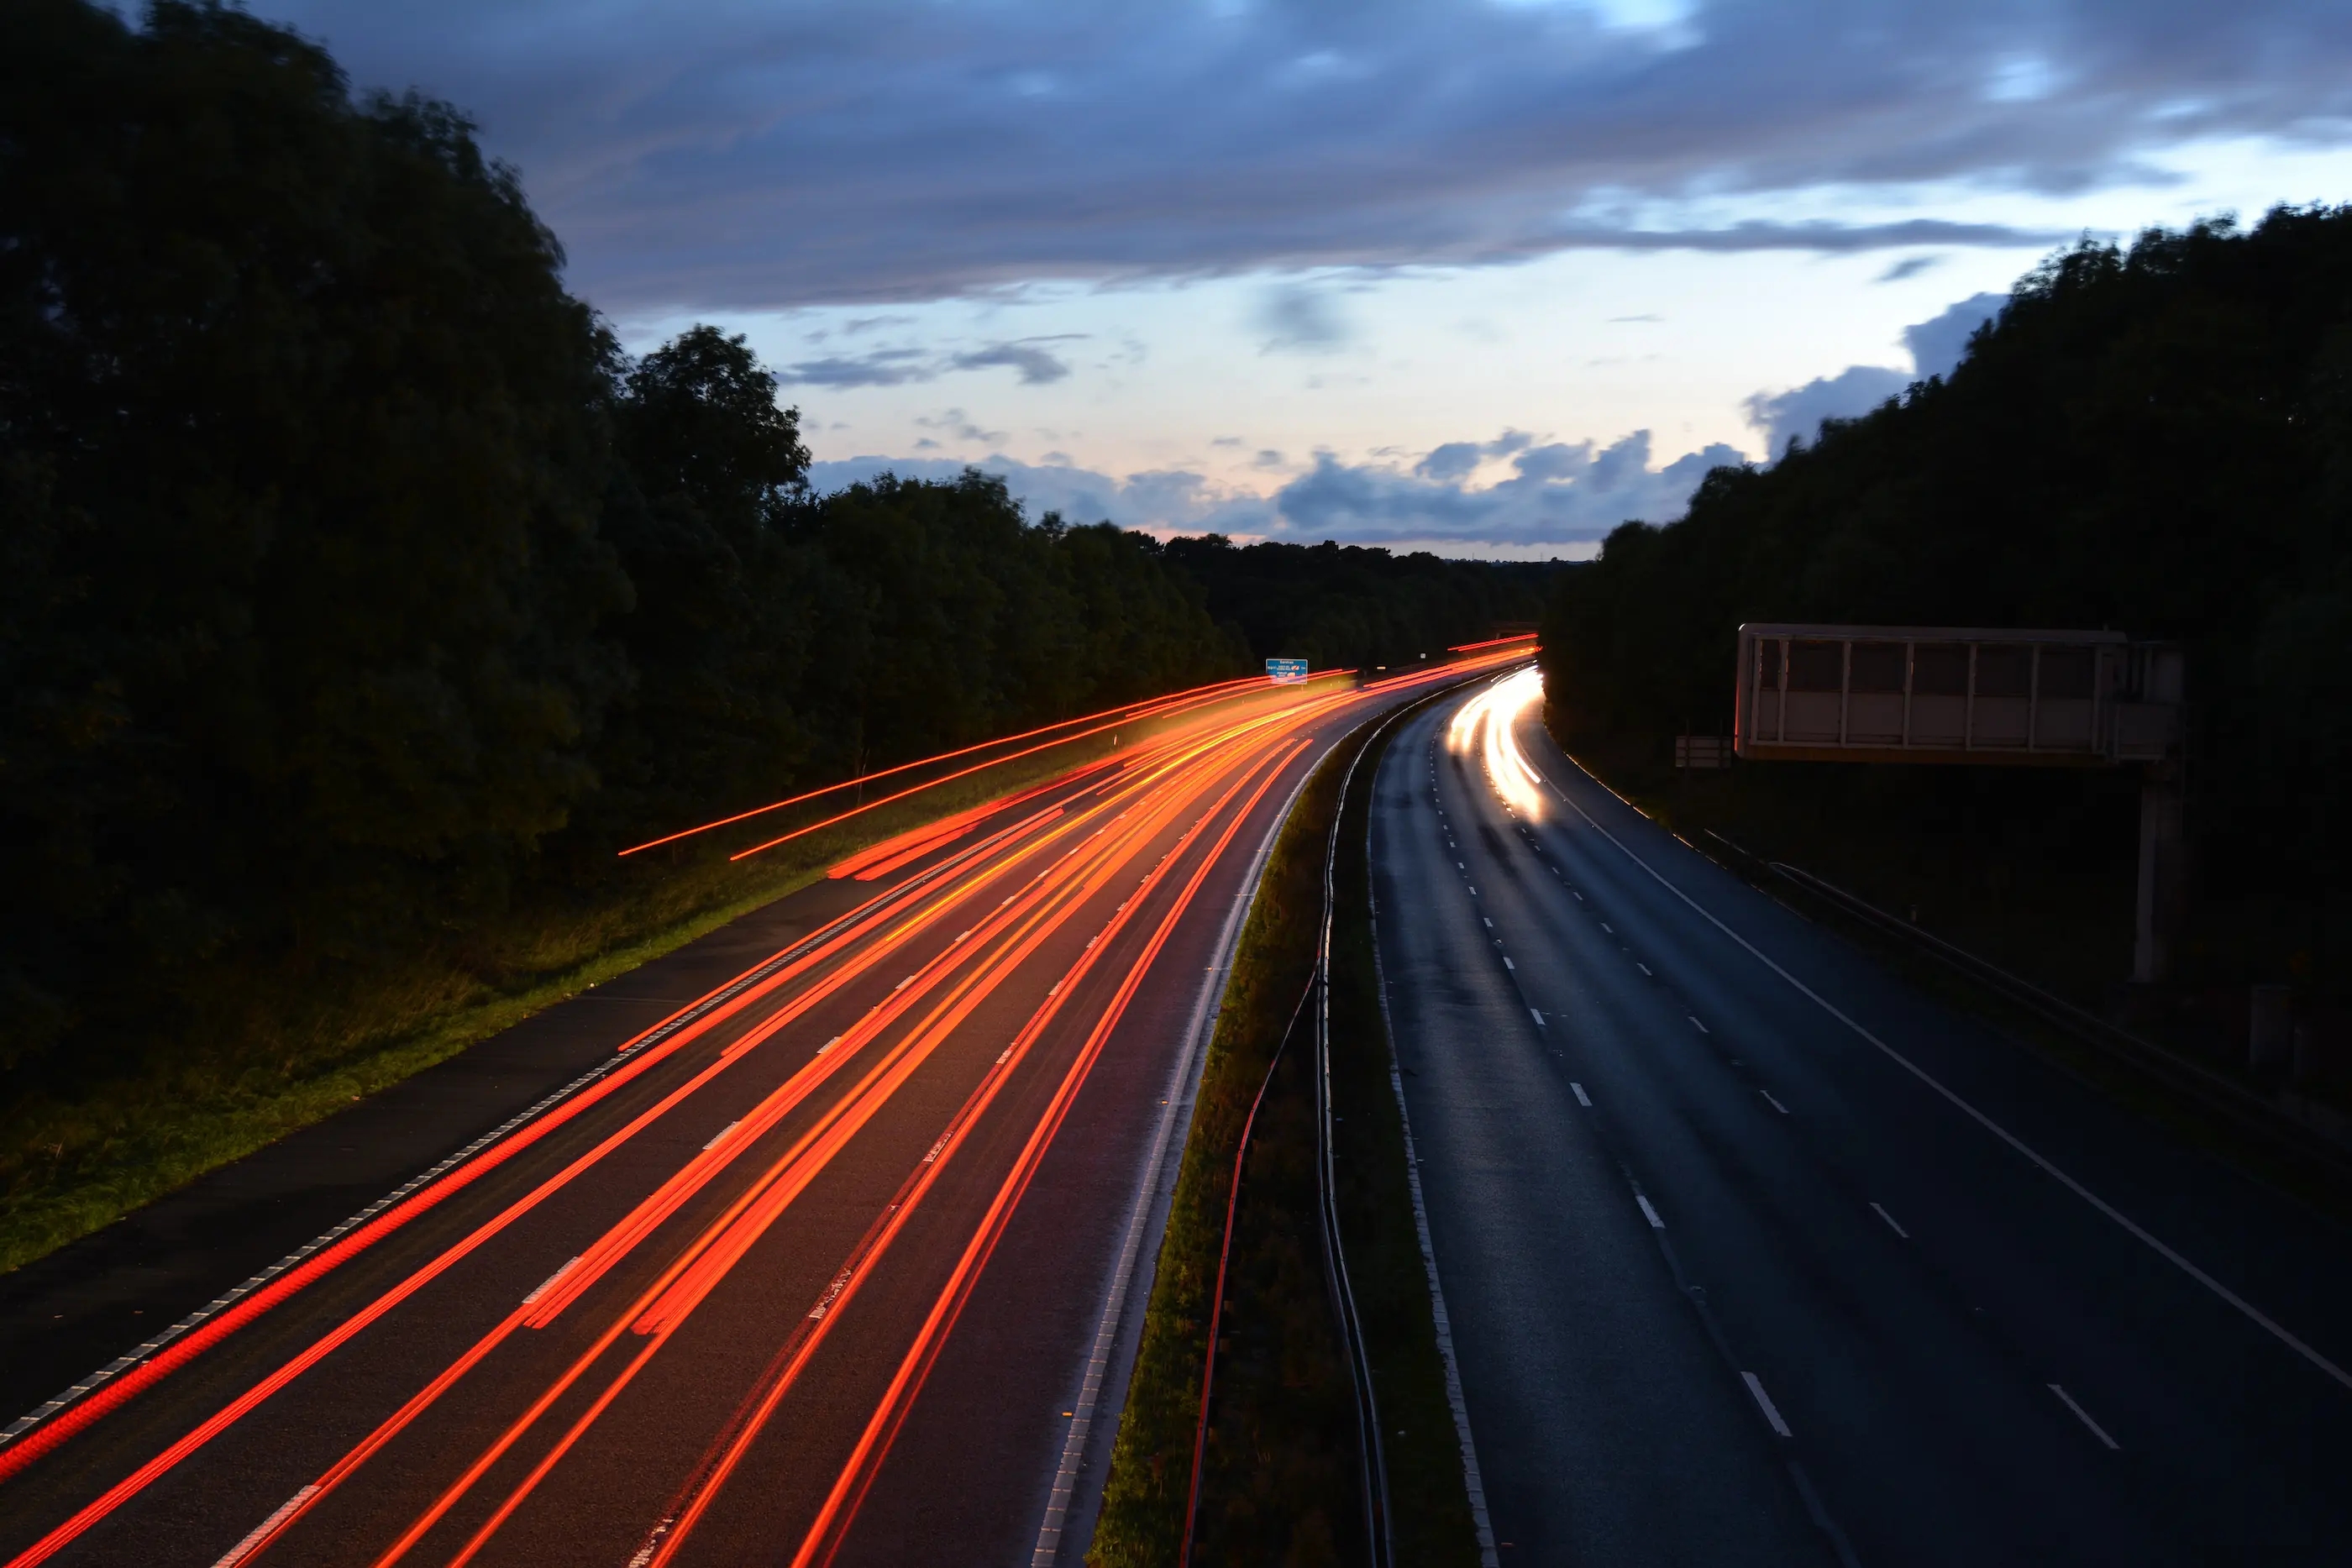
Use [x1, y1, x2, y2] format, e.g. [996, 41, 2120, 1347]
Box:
[774, 349, 932, 388]
[773, 338, 1084, 388]
[1902, 292, 2006, 379]
[948, 340, 1078, 384]
[1273, 433, 1746, 545]
[1876, 254, 1943, 283]
[1256, 285, 1352, 353]
[260, 0, 2352, 309]
[810, 427, 1746, 549]
[1415, 429, 1536, 480]
[1743, 290, 2008, 452]
[1743, 366, 1912, 456]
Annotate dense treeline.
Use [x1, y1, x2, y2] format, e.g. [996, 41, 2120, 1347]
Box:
[1167, 535, 1553, 674]
[0, 0, 1250, 1087]
[0, 0, 1544, 1112]
[1543, 207, 2352, 933]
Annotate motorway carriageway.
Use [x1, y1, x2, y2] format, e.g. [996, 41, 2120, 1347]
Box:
[0, 648, 1525, 1568]
[1376, 668, 2352, 1565]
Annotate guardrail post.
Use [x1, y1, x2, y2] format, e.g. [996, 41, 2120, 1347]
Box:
[2133, 761, 2186, 984]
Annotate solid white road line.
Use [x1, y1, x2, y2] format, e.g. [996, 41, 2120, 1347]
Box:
[1742, 1372, 1794, 1438]
[1636, 1194, 1664, 1229]
[1761, 1091, 1790, 1115]
[1871, 1202, 1910, 1240]
[522, 1256, 581, 1306]
[211, 1487, 320, 1568]
[1530, 747, 2352, 1397]
[2049, 1384, 2121, 1450]
[1571, 1083, 1592, 1108]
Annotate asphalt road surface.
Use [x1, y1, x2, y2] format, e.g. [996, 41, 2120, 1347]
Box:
[0, 654, 1516, 1568]
[1373, 669, 2352, 1567]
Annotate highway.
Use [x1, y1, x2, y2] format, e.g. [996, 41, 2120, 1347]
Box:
[1373, 668, 2352, 1565]
[0, 653, 1517, 1568]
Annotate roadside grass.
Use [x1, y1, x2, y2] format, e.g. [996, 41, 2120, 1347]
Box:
[1090, 708, 1478, 1567]
[0, 734, 1131, 1277]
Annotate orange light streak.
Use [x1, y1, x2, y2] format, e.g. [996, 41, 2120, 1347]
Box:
[348, 713, 1299, 1565]
[0, 761, 1157, 1565]
[787, 737, 1313, 1568]
[3, 679, 1373, 1568]
[726, 676, 1336, 863]
[617, 673, 1275, 856]
[643, 737, 1312, 1568]
[1445, 632, 1539, 653]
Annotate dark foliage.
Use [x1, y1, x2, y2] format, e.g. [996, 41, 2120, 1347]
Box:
[1542, 207, 2352, 912]
[0, 2, 1247, 1087]
[1164, 535, 1557, 674]
[0, 0, 1573, 1121]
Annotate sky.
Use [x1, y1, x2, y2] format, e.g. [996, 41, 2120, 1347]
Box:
[258, 0, 2352, 557]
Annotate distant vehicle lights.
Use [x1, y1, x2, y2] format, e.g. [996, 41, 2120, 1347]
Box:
[1448, 666, 1546, 819]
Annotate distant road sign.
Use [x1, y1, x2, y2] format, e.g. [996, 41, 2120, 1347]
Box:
[1266, 658, 1310, 684]
[1675, 735, 1730, 770]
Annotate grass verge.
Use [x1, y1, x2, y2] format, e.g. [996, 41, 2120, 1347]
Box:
[1090, 705, 1478, 1566]
[0, 735, 1127, 1277]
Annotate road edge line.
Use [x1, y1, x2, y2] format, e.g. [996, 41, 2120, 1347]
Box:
[1028, 731, 1320, 1565]
[1526, 728, 2352, 1398]
[1371, 711, 1503, 1568]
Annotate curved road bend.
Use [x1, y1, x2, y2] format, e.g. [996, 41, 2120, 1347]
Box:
[0, 653, 1517, 1568]
[1373, 669, 2352, 1566]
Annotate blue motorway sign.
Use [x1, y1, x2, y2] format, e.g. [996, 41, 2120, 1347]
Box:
[1266, 658, 1310, 684]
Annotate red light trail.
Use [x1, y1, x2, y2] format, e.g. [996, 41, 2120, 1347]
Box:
[0, 650, 1525, 1568]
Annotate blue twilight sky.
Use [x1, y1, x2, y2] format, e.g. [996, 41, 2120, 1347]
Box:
[258, 0, 2352, 556]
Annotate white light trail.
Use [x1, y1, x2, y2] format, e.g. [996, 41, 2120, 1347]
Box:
[1447, 667, 1547, 820]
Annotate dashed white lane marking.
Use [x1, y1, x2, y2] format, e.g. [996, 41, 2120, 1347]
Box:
[817, 1034, 843, 1055]
[1571, 1082, 1592, 1108]
[2049, 1384, 2120, 1450]
[701, 1120, 742, 1151]
[1483, 917, 1494, 929]
[1761, 1090, 1791, 1115]
[1530, 1009, 1546, 1027]
[211, 1487, 319, 1568]
[1530, 754, 2352, 1398]
[1502, 957, 1515, 971]
[1871, 1202, 1909, 1239]
[1636, 962, 1652, 977]
[1601, 922, 1614, 933]
[522, 1256, 581, 1306]
[1688, 1016, 1709, 1034]
[1743, 1372, 1793, 1437]
[1457, 861, 1466, 869]
[1572, 890, 1583, 901]
[1635, 1194, 1664, 1229]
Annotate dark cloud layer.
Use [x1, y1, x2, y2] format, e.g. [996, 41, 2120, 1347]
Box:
[810, 424, 1744, 551]
[775, 338, 1081, 388]
[265, 0, 2352, 309]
